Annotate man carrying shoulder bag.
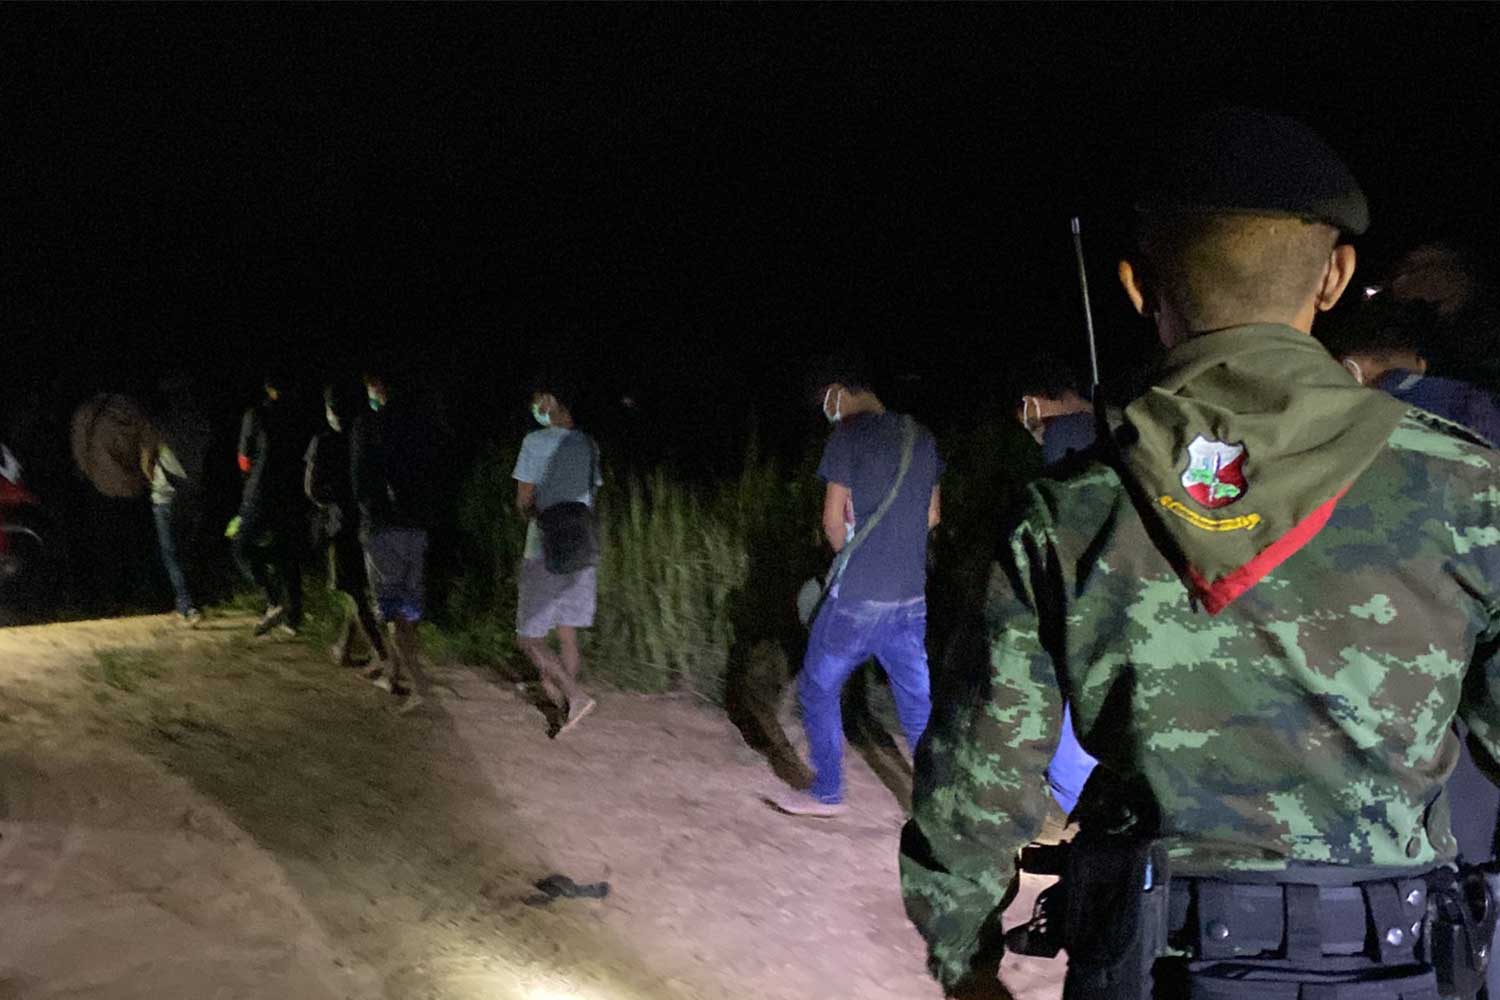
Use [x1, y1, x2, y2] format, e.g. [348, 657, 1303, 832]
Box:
[514, 377, 601, 737]
[773, 356, 944, 818]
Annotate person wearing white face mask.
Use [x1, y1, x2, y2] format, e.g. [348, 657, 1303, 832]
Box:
[352, 367, 442, 715]
[512, 376, 602, 737]
[770, 357, 943, 818]
[306, 381, 389, 670]
[1322, 296, 1500, 447]
[1013, 355, 1097, 466]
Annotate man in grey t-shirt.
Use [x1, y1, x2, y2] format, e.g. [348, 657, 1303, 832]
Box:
[513, 378, 601, 737]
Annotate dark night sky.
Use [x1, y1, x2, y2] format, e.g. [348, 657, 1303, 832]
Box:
[5, 3, 1500, 470]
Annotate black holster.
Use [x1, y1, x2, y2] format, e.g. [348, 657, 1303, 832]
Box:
[1007, 839, 1172, 1000]
[1062, 839, 1172, 1000]
[1427, 864, 1497, 999]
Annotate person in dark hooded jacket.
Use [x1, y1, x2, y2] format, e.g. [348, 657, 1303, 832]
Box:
[232, 373, 305, 637]
[305, 380, 388, 669]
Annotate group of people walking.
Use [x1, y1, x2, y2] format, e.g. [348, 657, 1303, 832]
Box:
[144, 368, 440, 714]
[142, 368, 602, 729]
[125, 105, 1500, 999]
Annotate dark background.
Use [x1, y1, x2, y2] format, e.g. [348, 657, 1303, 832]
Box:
[3, 3, 1499, 610]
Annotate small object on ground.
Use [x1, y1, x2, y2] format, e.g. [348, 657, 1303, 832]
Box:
[553, 696, 596, 738]
[397, 692, 425, 715]
[766, 790, 849, 818]
[523, 873, 611, 907]
[330, 643, 371, 668]
[253, 605, 286, 637]
[182, 608, 203, 627]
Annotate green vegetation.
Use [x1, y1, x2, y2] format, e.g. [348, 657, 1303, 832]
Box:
[85, 647, 165, 693]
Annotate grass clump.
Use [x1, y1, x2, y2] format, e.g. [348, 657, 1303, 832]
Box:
[84, 647, 163, 693]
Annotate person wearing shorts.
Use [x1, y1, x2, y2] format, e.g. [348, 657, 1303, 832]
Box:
[353, 368, 437, 715]
[513, 378, 601, 737]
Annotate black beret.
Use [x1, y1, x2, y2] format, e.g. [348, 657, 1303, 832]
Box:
[1136, 107, 1369, 236]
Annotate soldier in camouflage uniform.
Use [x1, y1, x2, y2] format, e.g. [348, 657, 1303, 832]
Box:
[902, 108, 1500, 999]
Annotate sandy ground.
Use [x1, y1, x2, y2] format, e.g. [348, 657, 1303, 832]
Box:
[0, 613, 1064, 1000]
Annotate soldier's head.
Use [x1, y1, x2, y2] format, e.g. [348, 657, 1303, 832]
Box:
[1118, 108, 1369, 348]
[1317, 297, 1439, 388]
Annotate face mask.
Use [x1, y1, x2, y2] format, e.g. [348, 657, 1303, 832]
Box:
[1342, 359, 1364, 385]
[531, 403, 551, 428]
[1020, 397, 1046, 444]
[822, 387, 843, 425]
[325, 406, 341, 432]
[367, 393, 382, 412]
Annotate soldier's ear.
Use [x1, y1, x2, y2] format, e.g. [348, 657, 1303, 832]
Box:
[1315, 244, 1359, 313]
[1118, 258, 1151, 317]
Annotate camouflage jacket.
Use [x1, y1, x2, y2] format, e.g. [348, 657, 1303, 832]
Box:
[901, 327, 1500, 992]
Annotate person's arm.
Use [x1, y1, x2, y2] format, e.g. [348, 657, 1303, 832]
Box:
[1457, 459, 1500, 782]
[928, 485, 942, 530]
[512, 433, 541, 519]
[303, 437, 321, 506]
[822, 481, 851, 552]
[350, 415, 378, 512]
[237, 409, 256, 475]
[140, 443, 157, 484]
[516, 481, 537, 519]
[900, 488, 1063, 996]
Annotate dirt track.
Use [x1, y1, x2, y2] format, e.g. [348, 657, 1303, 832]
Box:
[0, 613, 1063, 999]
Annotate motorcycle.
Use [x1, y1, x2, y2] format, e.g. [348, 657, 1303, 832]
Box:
[0, 444, 58, 625]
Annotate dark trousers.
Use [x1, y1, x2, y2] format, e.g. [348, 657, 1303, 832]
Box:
[328, 533, 386, 660]
[151, 501, 194, 615]
[233, 520, 303, 626]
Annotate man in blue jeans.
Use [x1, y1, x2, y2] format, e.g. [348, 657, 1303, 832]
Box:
[773, 360, 943, 817]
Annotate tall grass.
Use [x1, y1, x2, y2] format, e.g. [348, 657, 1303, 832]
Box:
[589, 472, 747, 696]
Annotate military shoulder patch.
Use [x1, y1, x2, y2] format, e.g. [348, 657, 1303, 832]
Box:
[1181, 435, 1248, 509]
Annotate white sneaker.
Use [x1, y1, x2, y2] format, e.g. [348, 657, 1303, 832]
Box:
[253, 606, 286, 637]
[767, 791, 848, 818]
[371, 676, 394, 693]
[554, 697, 596, 738]
[397, 692, 425, 715]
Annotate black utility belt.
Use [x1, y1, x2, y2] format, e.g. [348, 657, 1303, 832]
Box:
[1169, 872, 1437, 963]
[1011, 841, 1497, 1000]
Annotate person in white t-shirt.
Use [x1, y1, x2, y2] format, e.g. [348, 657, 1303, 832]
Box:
[512, 379, 602, 737]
